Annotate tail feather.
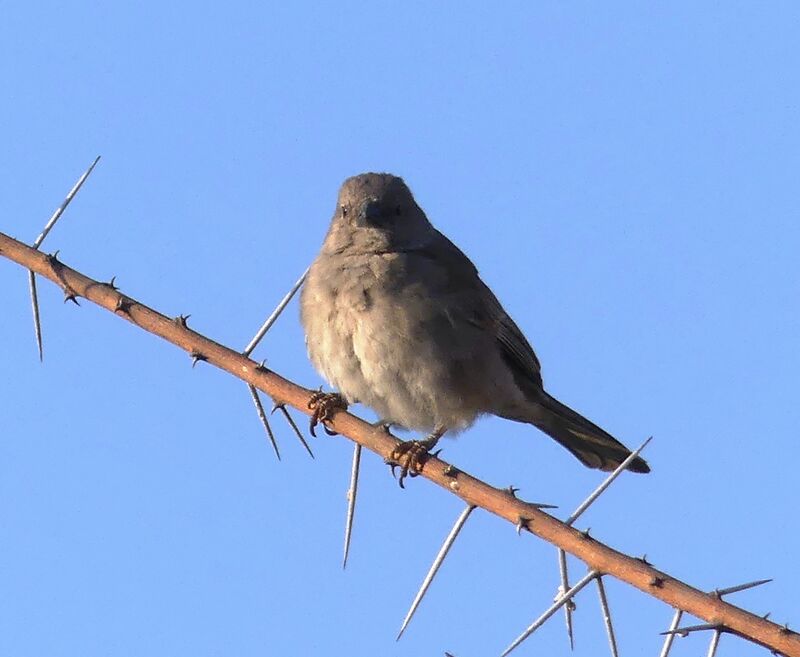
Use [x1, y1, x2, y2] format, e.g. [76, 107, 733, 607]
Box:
[529, 392, 650, 473]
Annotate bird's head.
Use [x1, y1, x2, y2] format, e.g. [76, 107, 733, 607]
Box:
[322, 173, 434, 254]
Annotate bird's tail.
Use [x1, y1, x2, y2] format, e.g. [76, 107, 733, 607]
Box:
[529, 392, 650, 473]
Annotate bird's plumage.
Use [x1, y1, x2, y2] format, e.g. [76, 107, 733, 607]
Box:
[300, 173, 649, 474]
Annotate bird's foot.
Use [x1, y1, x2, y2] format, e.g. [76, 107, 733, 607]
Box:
[386, 431, 443, 488]
[307, 391, 348, 437]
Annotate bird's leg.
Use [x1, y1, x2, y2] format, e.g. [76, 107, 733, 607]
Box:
[386, 426, 446, 488]
[307, 390, 348, 437]
[372, 418, 394, 433]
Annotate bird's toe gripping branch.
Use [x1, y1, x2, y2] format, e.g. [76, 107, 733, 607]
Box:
[307, 391, 348, 437]
[385, 431, 443, 488]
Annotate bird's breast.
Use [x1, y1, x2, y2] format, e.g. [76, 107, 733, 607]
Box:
[300, 252, 511, 431]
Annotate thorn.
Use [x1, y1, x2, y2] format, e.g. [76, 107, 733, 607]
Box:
[780, 624, 792, 635]
[500, 570, 598, 657]
[431, 448, 443, 458]
[190, 351, 207, 367]
[106, 276, 118, 290]
[443, 464, 458, 477]
[669, 628, 688, 638]
[174, 314, 191, 327]
[595, 576, 619, 657]
[256, 358, 268, 371]
[557, 549, 574, 649]
[661, 623, 720, 636]
[658, 608, 684, 656]
[637, 554, 652, 566]
[276, 405, 314, 458]
[28, 271, 44, 362]
[396, 505, 476, 640]
[505, 485, 520, 497]
[33, 156, 101, 250]
[565, 436, 653, 526]
[660, 627, 688, 638]
[114, 296, 132, 313]
[248, 385, 280, 460]
[712, 578, 772, 598]
[242, 267, 309, 357]
[342, 443, 362, 569]
[580, 528, 592, 539]
[516, 516, 530, 535]
[707, 629, 722, 657]
[43, 250, 71, 306]
[650, 576, 664, 588]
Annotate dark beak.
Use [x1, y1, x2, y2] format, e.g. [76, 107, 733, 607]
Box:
[360, 199, 383, 225]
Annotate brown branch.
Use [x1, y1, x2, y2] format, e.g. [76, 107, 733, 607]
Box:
[1, 229, 797, 657]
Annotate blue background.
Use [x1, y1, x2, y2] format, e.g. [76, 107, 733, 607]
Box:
[1, 4, 798, 656]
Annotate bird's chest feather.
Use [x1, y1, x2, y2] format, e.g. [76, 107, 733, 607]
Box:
[302, 251, 504, 430]
[309, 256, 437, 380]
[332, 256, 421, 350]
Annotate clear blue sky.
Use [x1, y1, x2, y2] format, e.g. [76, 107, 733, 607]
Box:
[1, 4, 798, 656]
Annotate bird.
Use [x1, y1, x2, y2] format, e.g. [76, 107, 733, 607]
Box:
[300, 173, 649, 484]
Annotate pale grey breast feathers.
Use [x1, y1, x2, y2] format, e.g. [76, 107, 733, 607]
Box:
[300, 173, 543, 430]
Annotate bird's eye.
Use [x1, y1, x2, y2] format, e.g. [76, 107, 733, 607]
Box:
[395, 206, 402, 216]
[341, 205, 348, 217]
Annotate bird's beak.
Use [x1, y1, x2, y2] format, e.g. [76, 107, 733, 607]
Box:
[358, 199, 383, 226]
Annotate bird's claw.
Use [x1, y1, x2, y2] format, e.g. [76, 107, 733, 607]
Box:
[386, 439, 436, 488]
[307, 391, 348, 437]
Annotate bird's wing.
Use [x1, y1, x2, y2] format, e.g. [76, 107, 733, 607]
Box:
[481, 283, 542, 385]
[415, 231, 543, 387]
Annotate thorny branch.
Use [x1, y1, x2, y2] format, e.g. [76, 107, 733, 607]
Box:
[1, 230, 798, 657]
